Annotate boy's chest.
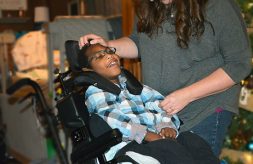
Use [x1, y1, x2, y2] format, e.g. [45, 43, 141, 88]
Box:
[117, 91, 146, 114]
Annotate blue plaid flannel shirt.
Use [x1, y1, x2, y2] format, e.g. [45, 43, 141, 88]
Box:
[85, 76, 180, 144]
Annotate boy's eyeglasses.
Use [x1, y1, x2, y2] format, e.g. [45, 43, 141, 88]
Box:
[87, 47, 116, 64]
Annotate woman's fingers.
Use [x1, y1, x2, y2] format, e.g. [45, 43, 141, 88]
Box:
[79, 34, 107, 48]
[79, 34, 95, 46]
[160, 89, 192, 115]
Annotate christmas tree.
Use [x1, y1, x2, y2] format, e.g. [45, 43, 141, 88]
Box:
[223, 106, 253, 151]
[222, 66, 253, 163]
[236, 0, 253, 26]
[220, 1, 253, 163]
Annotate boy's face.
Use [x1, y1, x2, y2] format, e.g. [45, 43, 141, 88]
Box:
[86, 44, 121, 82]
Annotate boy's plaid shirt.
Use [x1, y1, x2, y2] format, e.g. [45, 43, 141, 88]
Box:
[85, 76, 180, 144]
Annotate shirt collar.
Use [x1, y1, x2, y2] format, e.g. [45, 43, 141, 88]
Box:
[117, 75, 127, 89]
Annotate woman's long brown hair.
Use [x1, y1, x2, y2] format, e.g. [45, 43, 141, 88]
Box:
[134, 0, 209, 48]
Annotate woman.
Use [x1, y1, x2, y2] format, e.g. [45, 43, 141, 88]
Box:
[79, 0, 252, 156]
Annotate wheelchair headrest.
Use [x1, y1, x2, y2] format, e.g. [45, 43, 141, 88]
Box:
[64, 40, 143, 95]
[65, 40, 82, 72]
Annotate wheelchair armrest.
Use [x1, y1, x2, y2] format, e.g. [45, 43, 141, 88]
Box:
[71, 128, 122, 163]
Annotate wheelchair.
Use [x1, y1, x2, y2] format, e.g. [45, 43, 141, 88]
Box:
[7, 40, 143, 164]
[55, 40, 144, 164]
[7, 39, 222, 164]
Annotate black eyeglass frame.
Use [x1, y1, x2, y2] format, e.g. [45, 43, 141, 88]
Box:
[87, 47, 117, 66]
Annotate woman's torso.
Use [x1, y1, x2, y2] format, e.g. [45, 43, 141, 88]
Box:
[131, 0, 250, 131]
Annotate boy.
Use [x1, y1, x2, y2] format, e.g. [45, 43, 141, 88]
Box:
[78, 43, 219, 164]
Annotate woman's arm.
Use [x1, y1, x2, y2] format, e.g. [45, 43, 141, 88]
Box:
[160, 68, 235, 115]
[108, 37, 138, 58]
[161, 0, 252, 115]
[79, 34, 138, 58]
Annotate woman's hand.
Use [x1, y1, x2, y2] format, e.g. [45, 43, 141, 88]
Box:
[79, 34, 109, 48]
[159, 127, 177, 139]
[160, 88, 193, 115]
[80, 34, 138, 58]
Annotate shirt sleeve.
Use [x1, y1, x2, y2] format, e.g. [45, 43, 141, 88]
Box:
[85, 86, 147, 144]
[217, 0, 252, 83]
[140, 85, 180, 134]
[155, 114, 180, 137]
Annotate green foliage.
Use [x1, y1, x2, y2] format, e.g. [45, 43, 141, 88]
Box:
[235, 0, 253, 55]
[249, 33, 253, 53]
[221, 156, 244, 164]
[221, 4, 253, 164]
[223, 108, 253, 151]
[236, 0, 253, 26]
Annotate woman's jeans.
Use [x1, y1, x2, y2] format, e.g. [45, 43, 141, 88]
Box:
[190, 108, 234, 157]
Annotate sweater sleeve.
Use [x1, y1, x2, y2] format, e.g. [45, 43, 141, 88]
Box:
[217, 0, 252, 83]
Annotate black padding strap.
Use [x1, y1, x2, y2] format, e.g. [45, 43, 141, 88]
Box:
[121, 68, 143, 95]
[73, 69, 143, 96]
[73, 71, 121, 95]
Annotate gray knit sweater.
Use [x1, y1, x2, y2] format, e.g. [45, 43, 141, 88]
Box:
[130, 0, 252, 131]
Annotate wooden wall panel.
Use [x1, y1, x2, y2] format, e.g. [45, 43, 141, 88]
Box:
[0, 0, 68, 32]
[122, 0, 135, 36]
[122, 0, 142, 81]
[84, 0, 122, 16]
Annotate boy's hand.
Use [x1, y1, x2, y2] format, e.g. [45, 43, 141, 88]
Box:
[159, 127, 177, 139]
[144, 131, 163, 142]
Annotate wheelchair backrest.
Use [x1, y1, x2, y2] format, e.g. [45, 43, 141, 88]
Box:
[54, 40, 143, 145]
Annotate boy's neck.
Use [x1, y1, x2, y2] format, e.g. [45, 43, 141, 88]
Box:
[110, 78, 120, 84]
